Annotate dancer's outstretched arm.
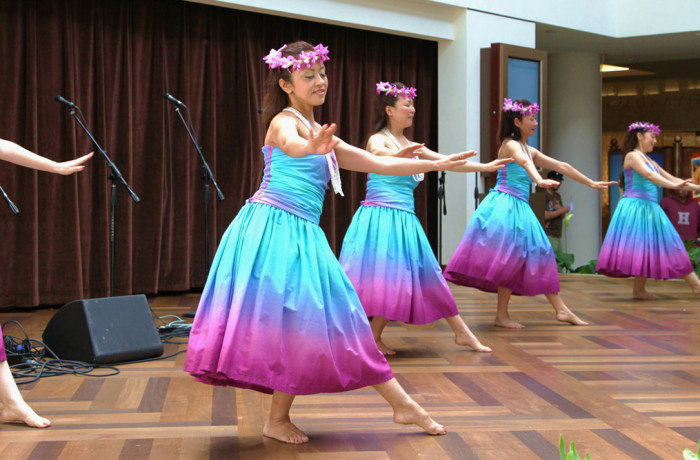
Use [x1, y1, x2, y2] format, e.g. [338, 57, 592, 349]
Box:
[532, 148, 616, 189]
[649, 158, 700, 193]
[0, 139, 92, 175]
[418, 147, 511, 173]
[626, 152, 695, 190]
[335, 139, 468, 176]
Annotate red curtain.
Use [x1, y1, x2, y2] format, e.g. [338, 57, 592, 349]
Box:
[0, 0, 438, 308]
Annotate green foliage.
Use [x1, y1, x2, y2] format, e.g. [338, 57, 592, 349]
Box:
[573, 259, 598, 274]
[683, 441, 700, 460]
[684, 241, 700, 277]
[553, 250, 598, 274]
[559, 435, 591, 460]
[554, 250, 575, 273]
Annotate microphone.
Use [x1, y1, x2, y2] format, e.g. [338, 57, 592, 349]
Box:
[54, 95, 76, 108]
[164, 93, 186, 108]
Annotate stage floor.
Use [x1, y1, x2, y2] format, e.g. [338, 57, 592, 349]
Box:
[1, 274, 699, 459]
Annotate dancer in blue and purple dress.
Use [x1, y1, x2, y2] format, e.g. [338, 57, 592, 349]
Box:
[184, 41, 472, 444]
[340, 82, 510, 355]
[444, 98, 615, 329]
[0, 138, 92, 428]
[596, 121, 700, 299]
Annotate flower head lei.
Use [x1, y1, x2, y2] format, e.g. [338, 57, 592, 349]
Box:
[263, 43, 330, 72]
[376, 81, 417, 99]
[628, 121, 661, 135]
[502, 98, 540, 116]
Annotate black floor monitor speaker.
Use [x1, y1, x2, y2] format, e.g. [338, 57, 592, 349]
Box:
[42, 294, 163, 364]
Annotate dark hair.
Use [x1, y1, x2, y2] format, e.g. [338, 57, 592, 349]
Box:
[371, 82, 409, 134]
[621, 128, 643, 155]
[547, 170, 563, 181]
[618, 126, 652, 191]
[261, 41, 316, 128]
[498, 98, 531, 143]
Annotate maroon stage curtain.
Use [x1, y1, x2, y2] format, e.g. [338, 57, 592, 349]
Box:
[0, 0, 438, 308]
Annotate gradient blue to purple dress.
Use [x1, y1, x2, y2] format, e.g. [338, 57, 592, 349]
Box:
[184, 145, 393, 395]
[339, 171, 459, 324]
[444, 160, 560, 296]
[596, 164, 693, 279]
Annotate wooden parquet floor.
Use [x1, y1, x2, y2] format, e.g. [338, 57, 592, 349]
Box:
[1, 274, 699, 459]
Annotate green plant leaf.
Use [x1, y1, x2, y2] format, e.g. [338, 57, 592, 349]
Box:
[564, 213, 573, 228]
[570, 441, 581, 460]
[559, 435, 566, 459]
[684, 241, 700, 276]
[554, 250, 575, 272]
[574, 259, 598, 274]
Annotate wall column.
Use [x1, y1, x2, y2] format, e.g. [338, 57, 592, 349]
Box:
[547, 51, 602, 266]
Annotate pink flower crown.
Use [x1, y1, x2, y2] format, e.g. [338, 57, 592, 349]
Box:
[502, 98, 540, 115]
[628, 121, 661, 135]
[376, 81, 417, 99]
[263, 43, 330, 72]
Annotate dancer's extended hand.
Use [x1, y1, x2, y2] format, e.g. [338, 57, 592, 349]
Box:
[459, 150, 479, 159]
[53, 152, 94, 175]
[672, 178, 695, 190]
[396, 143, 425, 158]
[307, 124, 339, 154]
[588, 180, 617, 189]
[434, 151, 473, 171]
[537, 179, 560, 189]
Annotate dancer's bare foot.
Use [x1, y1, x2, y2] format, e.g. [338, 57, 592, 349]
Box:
[494, 317, 526, 329]
[455, 331, 492, 352]
[555, 309, 589, 326]
[632, 289, 657, 300]
[0, 401, 51, 428]
[375, 339, 396, 356]
[263, 417, 309, 444]
[393, 400, 446, 435]
[691, 284, 700, 295]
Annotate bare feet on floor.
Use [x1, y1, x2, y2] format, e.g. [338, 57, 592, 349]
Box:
[393, 401, 446, 435]
[494, 317, 526, 329]
[375, 339, 396, 356]
[0, 402, 51, 428]
[263, 418, 309, 444]
[632, 290, 657, 300]
[455, 331, 492, 352]
[555, 309, 589, 326]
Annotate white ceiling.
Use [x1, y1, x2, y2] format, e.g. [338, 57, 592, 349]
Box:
[536, 23, 700, 65]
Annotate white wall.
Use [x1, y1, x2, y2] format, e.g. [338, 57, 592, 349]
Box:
[548, 51, 602, 266]
[453, 0, 618, 36]
[437, 10, 535, 263]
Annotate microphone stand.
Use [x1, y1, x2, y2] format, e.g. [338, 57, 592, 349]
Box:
[0, 184, 19, 214]
[437, 171, 446, 264]
[61, 103, 140, 297]
[474, 175, 480, 210]
[168, 100, 224, 317]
